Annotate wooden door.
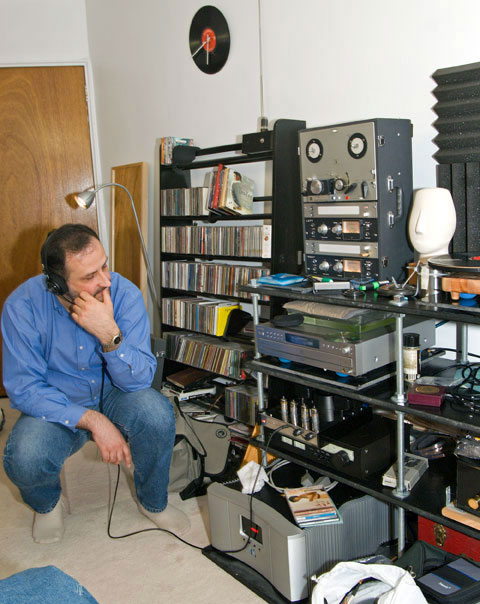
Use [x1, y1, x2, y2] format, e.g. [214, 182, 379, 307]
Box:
[0, 65, 98, 395]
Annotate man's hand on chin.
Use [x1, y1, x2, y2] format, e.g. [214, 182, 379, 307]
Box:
[70, 288, 119, 345]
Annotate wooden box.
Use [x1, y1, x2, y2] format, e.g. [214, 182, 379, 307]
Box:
[418, 515, 480, 562]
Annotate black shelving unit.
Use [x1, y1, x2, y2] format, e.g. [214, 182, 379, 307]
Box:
[158, 119, 306, 379]
[241, 283, 480, 550]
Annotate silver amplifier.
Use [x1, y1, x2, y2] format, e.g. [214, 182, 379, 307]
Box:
[208, 482, 393, 601]
[255, 318, 435, 376]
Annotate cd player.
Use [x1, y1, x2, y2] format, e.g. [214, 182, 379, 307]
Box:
[255, 318, 435, 376]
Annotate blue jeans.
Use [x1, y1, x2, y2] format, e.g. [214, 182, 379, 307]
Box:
[3, 388, 175, 514]
[0, 566, 99, 603]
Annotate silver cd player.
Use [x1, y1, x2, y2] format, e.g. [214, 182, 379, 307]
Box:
[255, 318, 435, 376]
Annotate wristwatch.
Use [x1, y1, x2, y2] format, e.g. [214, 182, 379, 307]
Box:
[102, 331, 123, 352]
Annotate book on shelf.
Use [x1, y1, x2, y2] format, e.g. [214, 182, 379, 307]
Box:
[165, 367, 212, 390]
[208, 165, 254, 216]
[160, 137, 195, 165]
[284, 485, 341, 527]
[216, 301, 241, 335]
[230, 172, 254, 215]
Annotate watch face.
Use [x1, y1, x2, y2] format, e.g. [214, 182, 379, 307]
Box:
[306, 138, 323, 163]
[348, 133, 368, 159]
[189, 6, 230, 74]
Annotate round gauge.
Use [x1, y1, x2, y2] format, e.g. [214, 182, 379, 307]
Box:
[348, 133, 367, 159]
[306, 138, 323, 163]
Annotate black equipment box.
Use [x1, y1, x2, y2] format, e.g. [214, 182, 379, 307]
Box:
[261, 412, 396, 479]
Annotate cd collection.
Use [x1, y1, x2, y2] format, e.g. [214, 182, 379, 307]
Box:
[165, 331, 252, 379]
[160, 136, 194, 165]
[161, 260, 270, 300]
[162, 296, 240, 337]
[161, 187, 210, 216]
[224, 383, 263, 426]
[161, 225, 272, 258]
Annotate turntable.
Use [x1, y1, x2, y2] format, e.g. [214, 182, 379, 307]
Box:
[429, 254, 480, 300]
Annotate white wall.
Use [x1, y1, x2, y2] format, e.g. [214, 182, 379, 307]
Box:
[84, 0, 480, 354]
[0, 0, 89, 62]
[84, 0, 480, 188]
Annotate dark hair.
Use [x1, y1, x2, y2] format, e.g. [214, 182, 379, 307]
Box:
[41, 223, 100, 279]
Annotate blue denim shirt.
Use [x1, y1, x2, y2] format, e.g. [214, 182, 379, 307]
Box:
[1, 272, 156, 431]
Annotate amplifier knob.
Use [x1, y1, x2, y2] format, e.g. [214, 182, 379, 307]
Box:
[319, 260, 330, 271]
[309, 179, 323, 195]
[331, 223, 343, 235]
[334, 178, 346, 192]
[317, 223, 328, 235]
[331, 450, 351, 469]
[333, 261, 343, 273]
[342, 346, 352, 354]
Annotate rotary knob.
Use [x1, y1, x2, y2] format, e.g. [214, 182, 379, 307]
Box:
[317, 223, 328, 235]
[331, 223, 343, 235]
[334, 178, 346, 192]
[333, 261, 344, 273]
[319, 260, 330, 271]
[331, 450, 351, 470]
[468, 494, 480, 510]
[309, 179, 323, 195]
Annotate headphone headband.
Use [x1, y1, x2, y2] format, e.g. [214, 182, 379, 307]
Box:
[41, 230, 68, 297]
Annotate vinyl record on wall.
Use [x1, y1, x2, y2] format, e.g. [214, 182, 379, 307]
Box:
[189, 5, 230, 74]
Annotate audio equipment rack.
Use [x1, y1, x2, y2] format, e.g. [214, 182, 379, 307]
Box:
[241, 282, 480, 554]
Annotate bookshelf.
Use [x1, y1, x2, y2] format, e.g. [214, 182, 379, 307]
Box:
[158, 119, 306, 387]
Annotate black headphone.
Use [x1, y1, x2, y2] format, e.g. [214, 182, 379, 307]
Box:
[41, 230, 69, 296]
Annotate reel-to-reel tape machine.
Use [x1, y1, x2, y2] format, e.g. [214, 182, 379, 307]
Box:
[299, 119, 413, 281]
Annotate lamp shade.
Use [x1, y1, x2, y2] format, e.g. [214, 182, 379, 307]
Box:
[73, 190, 96, 209]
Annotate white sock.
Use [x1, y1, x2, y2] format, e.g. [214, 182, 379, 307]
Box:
[32, 497, 64, 544]
[137, 502, 190, 535]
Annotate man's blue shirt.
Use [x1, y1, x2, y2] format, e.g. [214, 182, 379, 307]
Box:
[1, 272, 156, 431]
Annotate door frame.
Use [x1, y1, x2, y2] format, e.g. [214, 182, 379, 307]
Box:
[0, 60, 107, 243]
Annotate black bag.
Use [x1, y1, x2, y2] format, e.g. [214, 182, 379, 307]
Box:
[168, 397, 234, 500]
[396, 540, 480, 603]
[168, 398, 207, 500]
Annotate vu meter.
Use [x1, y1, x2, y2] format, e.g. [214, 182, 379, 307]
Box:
[299, 118, 414, 282]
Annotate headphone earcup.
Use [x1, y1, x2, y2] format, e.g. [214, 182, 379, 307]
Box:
[45, 272, 68, 296]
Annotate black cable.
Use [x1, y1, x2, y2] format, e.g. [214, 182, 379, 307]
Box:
[212, 422, 291, 555]
[104, 421, 290, 552]
[428, 347, 480, 360]
[105, 464, 204, 549]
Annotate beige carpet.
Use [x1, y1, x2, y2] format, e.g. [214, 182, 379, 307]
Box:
[0, 400, 263, 603]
